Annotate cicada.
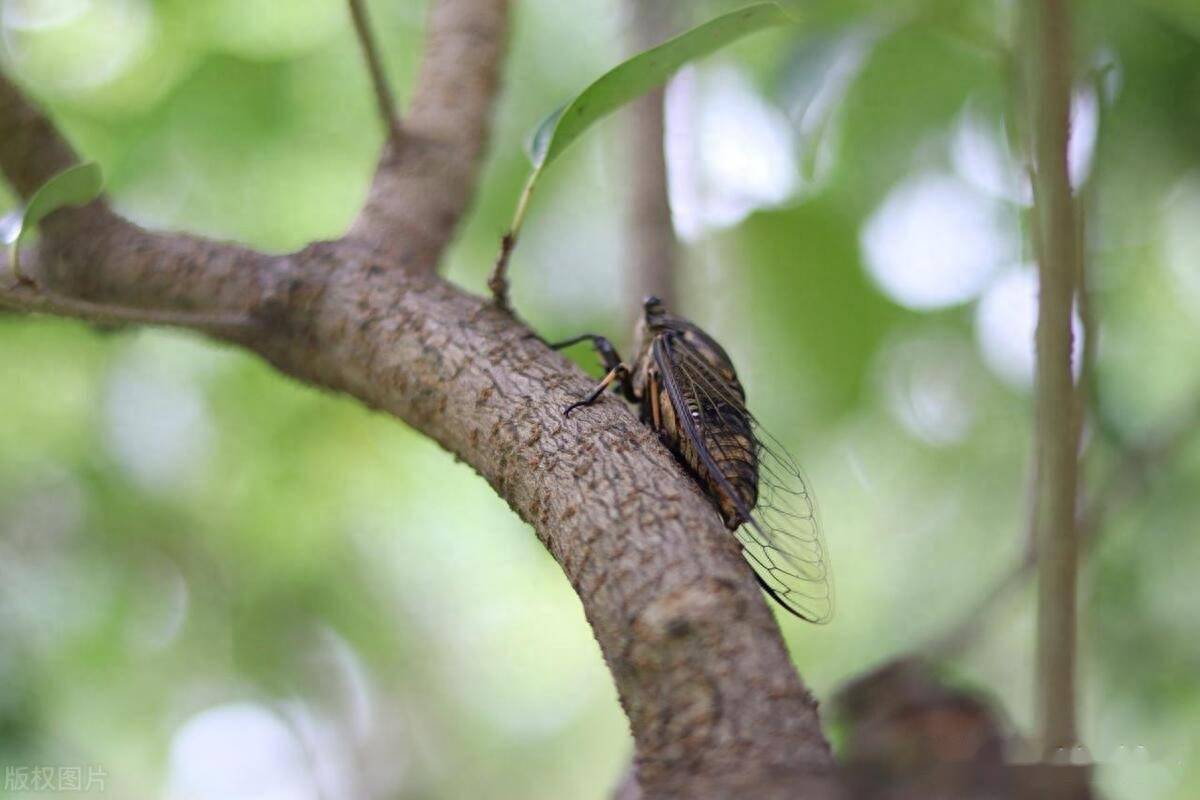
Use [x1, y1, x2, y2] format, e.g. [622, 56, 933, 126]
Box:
[551, 296, 832, 623]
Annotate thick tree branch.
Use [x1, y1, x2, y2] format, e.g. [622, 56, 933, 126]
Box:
[1, 17, 838, 794]
[256, 261, 836, 795]
[0, 270, 256, 333]
[0, 74, 290, 338]
[10, 229, 839, 797]
[347, 0, 509, 268]
[12, 225, 840, 795]
[348, 0, 401, 138]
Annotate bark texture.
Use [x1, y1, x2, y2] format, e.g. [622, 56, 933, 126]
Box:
[0, 1, 834, 796]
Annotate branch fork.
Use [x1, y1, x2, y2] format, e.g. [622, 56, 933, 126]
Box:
[0, 1, 836, 796]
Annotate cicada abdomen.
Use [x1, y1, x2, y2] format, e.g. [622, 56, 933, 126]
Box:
[551, 297, 833, 623]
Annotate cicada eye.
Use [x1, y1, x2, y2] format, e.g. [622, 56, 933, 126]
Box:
[643, 295, 664, 315]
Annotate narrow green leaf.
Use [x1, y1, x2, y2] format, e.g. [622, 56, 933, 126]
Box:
[531, 3, 794, 169]
[491, 3, 796, 308]
[8, 162, 104, 280]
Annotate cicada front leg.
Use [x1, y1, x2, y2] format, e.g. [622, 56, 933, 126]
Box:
[547, 334, 638, 413]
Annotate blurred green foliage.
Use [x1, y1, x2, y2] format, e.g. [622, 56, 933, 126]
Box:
[2, 1, 1199, 798]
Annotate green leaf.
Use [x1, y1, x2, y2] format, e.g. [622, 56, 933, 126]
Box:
[8, 162, 104, 280]
[491, 4, 796, 307]
[529, 3, 794, 169]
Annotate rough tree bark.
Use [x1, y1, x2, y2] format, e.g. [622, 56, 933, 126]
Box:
[0, 1, 833, 797]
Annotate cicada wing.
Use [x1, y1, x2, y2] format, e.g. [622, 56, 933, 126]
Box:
[735, 430, 833, 623]
[659, 336, 834, 624]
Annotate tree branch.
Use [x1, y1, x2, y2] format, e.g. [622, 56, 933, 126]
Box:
[0, 73, 76, 197]
[260, 263, 836, 794]
[0, 7, 839, 793]
[0, 72, 288, 323]
[1026, 0, 1082, 758]
[13, 227, 839, 796]
[0, 271, 257, 333]
[347, 0, 401, 138]
[347, 0, 509, 269]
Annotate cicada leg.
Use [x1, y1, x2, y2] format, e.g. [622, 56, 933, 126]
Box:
[561, 363, 632, 416]
[548, 334, 638, 412]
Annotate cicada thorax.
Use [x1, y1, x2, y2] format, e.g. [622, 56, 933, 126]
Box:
[636, 323, 760, 530]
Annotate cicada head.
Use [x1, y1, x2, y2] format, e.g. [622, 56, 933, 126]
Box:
[634, 294, 667, 354]
[642, 294, 666, 319]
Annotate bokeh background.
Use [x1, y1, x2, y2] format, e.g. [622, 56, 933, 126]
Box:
[2, 0, 1199, 797]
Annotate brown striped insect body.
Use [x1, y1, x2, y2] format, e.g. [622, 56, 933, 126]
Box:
[552, 297, 832, 623]
[634, 303, 758, 529]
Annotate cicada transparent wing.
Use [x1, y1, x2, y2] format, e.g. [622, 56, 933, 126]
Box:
[657, 334, 834, 623]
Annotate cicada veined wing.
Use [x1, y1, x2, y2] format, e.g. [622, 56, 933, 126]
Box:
[655, 332, 834, 624]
